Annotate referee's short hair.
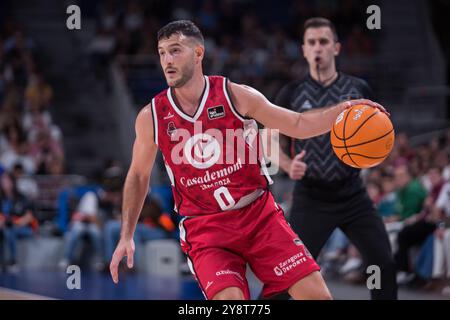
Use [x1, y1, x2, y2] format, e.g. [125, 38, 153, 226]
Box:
[303, 17, 339, 43]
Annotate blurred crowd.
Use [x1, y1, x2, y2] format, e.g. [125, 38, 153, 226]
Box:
[0, 22, 64, 176]
[0, 19, 177, 274]
[87, 0, 377, 102]
[56, 160, 177, 273]
[0, 19, 65, 271]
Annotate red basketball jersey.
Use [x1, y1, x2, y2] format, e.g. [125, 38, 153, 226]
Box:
[151, 75, 273, 216]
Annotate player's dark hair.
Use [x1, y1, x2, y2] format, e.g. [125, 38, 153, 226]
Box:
[157, 20, 204, 45]
[303, 17, 339, 43]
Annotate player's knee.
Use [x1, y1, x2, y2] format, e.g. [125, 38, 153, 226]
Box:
[315, 290, 333, 300]
[290, 287, 333, 300]
[212, 287, 244, 300]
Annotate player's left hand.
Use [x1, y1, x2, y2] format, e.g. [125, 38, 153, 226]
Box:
[110, 237, 135, 284]
[341, 99, 390, 116]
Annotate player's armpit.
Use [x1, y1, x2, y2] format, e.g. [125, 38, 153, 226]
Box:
[227, 82, 305, 137]
[130, 105, 158, 178]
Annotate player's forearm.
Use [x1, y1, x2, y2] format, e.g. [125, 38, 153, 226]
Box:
[120, 172, 150, 240]
[295, 103, 345, 139]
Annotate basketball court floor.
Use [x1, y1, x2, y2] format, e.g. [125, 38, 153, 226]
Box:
[1, 269, 449, 300]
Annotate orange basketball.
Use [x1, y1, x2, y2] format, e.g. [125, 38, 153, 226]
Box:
[330, 104, 395, 169]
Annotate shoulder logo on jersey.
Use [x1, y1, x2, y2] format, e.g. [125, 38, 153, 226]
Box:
[167, 121, 177, 137]
[207, 105, 225, 120]
[301, 100, 312, 110]
[163, 112, 174, 120]
[184, 133, 221, 169]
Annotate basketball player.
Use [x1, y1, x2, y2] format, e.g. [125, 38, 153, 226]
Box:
[109, 20, 386, 300]
[266, 18, 397, 300]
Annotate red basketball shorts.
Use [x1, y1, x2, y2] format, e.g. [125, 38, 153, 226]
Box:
[179, 191, 320, 299]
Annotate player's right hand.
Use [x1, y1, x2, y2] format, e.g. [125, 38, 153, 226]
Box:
[110, 237, 135, 284]
[341, 99, 390, 116]
[289, 150, 307, 180]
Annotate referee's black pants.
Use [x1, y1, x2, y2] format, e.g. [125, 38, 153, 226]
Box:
[266, 178, 398, 300]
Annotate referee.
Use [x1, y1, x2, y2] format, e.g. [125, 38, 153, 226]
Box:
[269, 18, 397, 300]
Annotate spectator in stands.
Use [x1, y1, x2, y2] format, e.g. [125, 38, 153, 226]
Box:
[409, 174, 450, 292]
[395, 166, 443, 285]
[22, 71, 62, 147]
[0, 172, 37, 272]
[59, 191, 104, 271]
[123, 1, 144, 33]
[3, 27, 34, 54]
[11, 162, 38, 200]
[378, 173, 399, 222]
[394, 164, 427, 221]
[24, 72, 53, 112]
[29, 128, 64, 175]
[396, 133, 416, 164]
[0, 120, 35, 174]
[435, 150, 449, 182]
[377, 171, 403, 254]
[436, 194, 450, 295]
[97, 0, 119, 32]
[87, 27, 116, 89]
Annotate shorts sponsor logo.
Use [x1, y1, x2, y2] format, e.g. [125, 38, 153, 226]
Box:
[216, 269, 244, 282]
[273, 252, 307, 276]
[274, 266, 283, 277]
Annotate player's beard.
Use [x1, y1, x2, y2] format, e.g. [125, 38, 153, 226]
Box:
[168, 60, 195, 88]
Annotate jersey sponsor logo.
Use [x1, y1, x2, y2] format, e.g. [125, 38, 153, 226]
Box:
[184, 133, 221, 169]
[179, 158, 242, 188]
[207, 105, 225, 120]
[170, 122, 264, 168]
